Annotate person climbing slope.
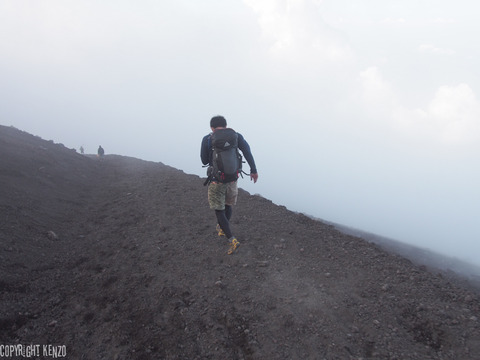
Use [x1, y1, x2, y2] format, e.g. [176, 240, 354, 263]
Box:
[200, 115, 258, 254]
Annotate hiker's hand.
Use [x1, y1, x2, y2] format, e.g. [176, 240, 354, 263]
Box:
[250, 173, 258, 183]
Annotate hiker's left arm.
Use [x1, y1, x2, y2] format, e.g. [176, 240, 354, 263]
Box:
[237, 133, 258, 175]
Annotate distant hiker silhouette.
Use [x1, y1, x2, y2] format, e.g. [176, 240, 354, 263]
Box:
[80, 146, 84, 154]
[97, 145, 105, 157]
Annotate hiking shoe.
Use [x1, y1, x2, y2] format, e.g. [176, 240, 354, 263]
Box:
[227, 237, 240, 255]
[216, 224, 225, 237]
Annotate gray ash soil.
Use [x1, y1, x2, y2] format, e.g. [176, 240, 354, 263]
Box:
[1, 125, 480, 360]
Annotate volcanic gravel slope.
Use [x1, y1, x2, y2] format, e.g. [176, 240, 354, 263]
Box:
[1, 124, 480, 360]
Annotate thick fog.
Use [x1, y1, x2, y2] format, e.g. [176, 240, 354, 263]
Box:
[1, 1, 479, 266]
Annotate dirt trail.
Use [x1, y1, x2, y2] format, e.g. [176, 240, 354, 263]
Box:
[1, 125, 480, 359]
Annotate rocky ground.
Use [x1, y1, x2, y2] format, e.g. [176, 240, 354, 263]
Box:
[1, 124, 480, 360]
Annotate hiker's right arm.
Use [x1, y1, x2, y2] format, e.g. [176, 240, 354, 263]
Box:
[200, 135, 211, 165]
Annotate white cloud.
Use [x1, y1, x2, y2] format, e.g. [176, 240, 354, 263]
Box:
[358, 66, 397, 115]
[359, 67, 480, 144]
[408, 84, 480, 143]
[419, 44, 455, 56]
[0, 1, 152, 67]
[430, 17, 456, 24]
[243, 0, 353, 63]
[395, 84, 480, 144]
[381, 17, 407, 24]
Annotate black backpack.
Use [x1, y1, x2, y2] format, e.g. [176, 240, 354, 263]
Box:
[210, 128, 242, 183]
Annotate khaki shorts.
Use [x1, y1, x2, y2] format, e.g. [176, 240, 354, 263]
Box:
[208, 181, 238, 210]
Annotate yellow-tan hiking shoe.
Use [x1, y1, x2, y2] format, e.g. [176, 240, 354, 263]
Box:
[216, 224, 225, 237]
[227, 237, 240, 255]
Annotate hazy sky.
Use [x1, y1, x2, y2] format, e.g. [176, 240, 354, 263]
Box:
[1, 0, 480, 265]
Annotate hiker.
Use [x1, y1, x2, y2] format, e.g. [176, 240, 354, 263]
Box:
[200, 115, 258, 255]
[97, 145, 105, 157]
[80, 146, 84, 154]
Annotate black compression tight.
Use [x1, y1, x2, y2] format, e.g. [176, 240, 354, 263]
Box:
[225, 205, 232, 221]
[215, 205, 233, 239]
